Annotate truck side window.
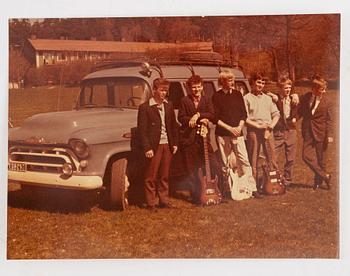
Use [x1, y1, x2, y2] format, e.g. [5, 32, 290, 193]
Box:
[235, 81, 249, 96]
[203, 81, 216, 99]
[168, 82, 184, 109]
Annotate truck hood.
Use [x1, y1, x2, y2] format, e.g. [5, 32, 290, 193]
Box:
[9, 108, 138, 145]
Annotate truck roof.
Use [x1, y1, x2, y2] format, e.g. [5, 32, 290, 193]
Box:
[83, 64, 246, 82]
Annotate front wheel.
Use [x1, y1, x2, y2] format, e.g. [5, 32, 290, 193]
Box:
[109, 158, 129, 210]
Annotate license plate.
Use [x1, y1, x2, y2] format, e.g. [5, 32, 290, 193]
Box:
[8, 162, 27, 172]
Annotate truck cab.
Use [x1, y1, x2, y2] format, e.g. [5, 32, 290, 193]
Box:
[8, 52, 251, 210]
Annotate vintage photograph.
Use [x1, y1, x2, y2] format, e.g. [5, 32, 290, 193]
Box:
[7, 13, 340, 261]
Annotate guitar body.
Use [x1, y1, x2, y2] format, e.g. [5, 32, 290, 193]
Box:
[198, 168, 222, 206]
[229, 170, 252, 200]
[262, 164, 286, 195]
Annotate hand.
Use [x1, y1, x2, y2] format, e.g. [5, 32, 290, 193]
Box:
[292, 118, 297, 124]
[145, 149, 154, 159]
[327, 137, 334, 143]
[189, 113, 200, 128]
[172, 146, 178, 154]
[291, 94, 299, 105]
[230, 126, 242, 137]
[266, 92, 278, 103]
[264, 129, 272, 139]
[200, 118, 209, 125]
[256, 122, 268, 129]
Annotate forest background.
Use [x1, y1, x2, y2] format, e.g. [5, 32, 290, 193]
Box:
[9, 14, 339, 87]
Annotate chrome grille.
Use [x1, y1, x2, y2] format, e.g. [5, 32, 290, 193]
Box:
[9, 146, 79, 173]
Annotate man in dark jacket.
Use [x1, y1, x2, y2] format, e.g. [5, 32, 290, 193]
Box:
[137, 78, 179, 210]
[178, 74, 218, 204]
[298, 75, 333, 190]
[273, 78, 299, 186]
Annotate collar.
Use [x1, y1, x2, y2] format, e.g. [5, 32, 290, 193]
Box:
[149, 97, 168, 106]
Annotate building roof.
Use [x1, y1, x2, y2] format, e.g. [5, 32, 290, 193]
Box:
[28, 39, 213, 53]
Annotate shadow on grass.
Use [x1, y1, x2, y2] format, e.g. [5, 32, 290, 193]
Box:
[7, 187, 99, 214]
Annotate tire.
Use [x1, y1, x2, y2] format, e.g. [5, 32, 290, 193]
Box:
[109, 158, 129, 210]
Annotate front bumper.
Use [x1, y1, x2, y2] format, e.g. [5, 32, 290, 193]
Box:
[8, 171, 103, 190]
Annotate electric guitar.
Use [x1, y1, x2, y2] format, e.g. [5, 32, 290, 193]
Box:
[261, 130, 286, 195]
[197, 122, 222, 206]
[229, 138, 255, 200]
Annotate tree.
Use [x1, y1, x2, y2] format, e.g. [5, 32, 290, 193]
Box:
[9, 47, 30, 86]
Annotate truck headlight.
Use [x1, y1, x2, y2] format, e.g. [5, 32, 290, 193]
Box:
[62, 163, 73, 176]
[69, 139, 89, 159]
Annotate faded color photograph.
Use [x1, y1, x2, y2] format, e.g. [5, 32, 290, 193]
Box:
[7, 14, 339, 259]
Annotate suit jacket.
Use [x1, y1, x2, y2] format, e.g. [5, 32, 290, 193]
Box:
[178, 95, 215, 147]
[274, 94, 298, 131]
[137, 100, 179, 154]
[298, 91, 333, 142]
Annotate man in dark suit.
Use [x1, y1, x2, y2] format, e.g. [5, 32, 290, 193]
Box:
[137, 78, 179, 211]
[273, 78, 299, 186]
[178, 74, 218, 204]
[298, 76, 333, 189]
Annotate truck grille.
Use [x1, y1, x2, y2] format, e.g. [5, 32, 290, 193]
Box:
[8, 146, 78, 173]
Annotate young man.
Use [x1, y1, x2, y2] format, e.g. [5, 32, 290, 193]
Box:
[212, 69, 257, 198]
[137, 78, 179, 211]
[244, 72, 280, 194]
[298, 75, 333, 190]
[178, 74, 218, 204]
[273, 78, 299, 186]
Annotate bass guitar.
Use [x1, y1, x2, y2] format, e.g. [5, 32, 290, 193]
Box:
[261, 130, 286, 195]
[197, 122, 222, 206]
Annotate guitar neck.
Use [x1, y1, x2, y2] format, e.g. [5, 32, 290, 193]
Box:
[202, 136, 212, 180]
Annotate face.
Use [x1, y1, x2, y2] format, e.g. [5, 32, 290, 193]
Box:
[222, 77, 235, 90]
[281, 84, 292, 97]
[190, 82, 203, 99]
[253, 79, 265, 93]
[153, 84, 169, 102]
[313, 85, 326, 96]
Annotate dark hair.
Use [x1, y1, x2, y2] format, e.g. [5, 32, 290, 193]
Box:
[186, 75, 203, 87]
[249, 72, 267, 85]
[312, 74, 327, 89]
[153, 78, 170, 90]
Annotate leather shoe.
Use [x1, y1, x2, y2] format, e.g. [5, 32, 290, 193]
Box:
[324, 174, 332, 190]
[146, 206, 157, 212]
[158, 202, 176, 209]
[313, 183, 321, 190]
[252, 191, 264, 199]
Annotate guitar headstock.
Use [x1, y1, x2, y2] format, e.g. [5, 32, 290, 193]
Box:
[196, 123, 208, 137]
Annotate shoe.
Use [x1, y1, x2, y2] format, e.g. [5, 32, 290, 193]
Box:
[146, 206, 157, 212]
[324, 174, 332, 190]
[158, 202, 176, 209]
[252, 191, 263, 199]
[313, 183, 321, 190]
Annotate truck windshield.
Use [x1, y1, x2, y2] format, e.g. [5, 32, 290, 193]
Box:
[78, 77, 151, 109]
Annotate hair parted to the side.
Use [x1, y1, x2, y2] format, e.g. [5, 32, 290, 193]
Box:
[153, 78, 170, 90]
[278, 77, 293, 88]
[218, 69, 235, 86]
[312, 74, 327, 89]
[186, 74, 203, 87]
[249, 72, 267, 85]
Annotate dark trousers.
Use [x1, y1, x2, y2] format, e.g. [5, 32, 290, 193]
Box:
[144, 144, 172, 207]
[302, 131, 327, 185]
[274, 129, 297, 184]
[246, 128, 278, 187]
[183, 141, 219, 201]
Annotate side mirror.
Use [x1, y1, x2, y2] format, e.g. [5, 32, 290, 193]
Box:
[139, 62, 152, 77]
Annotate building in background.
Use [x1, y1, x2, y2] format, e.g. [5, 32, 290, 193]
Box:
[23, 38, 213, 68]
